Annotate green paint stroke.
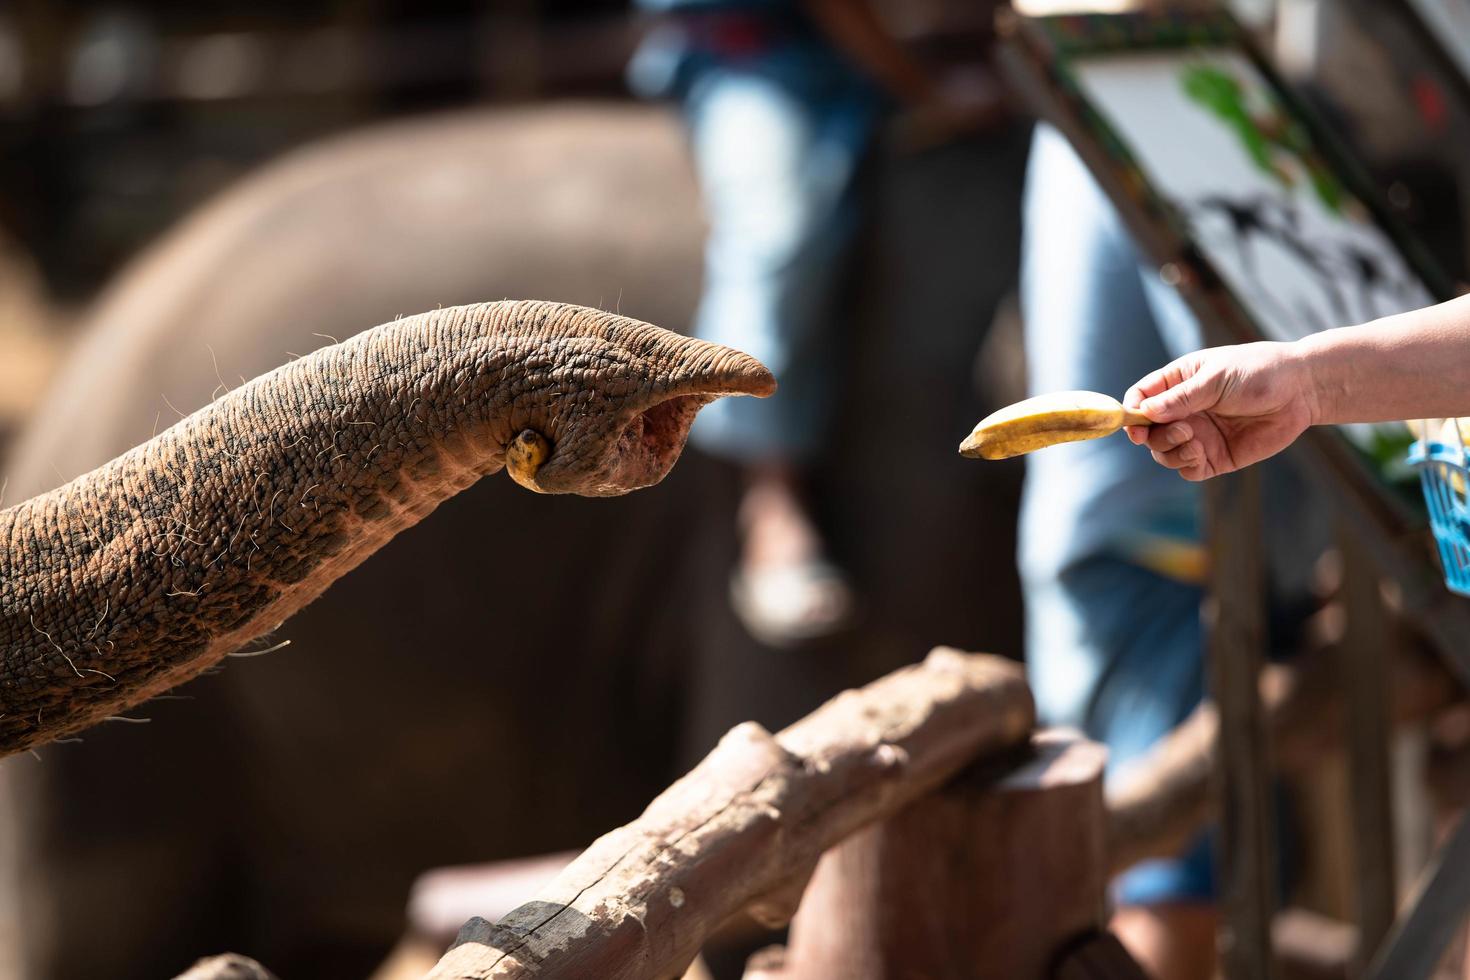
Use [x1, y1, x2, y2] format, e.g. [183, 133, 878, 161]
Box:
[1180, 64, 1344, 214]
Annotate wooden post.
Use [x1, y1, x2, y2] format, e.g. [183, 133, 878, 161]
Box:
[751, 730, 1109, 980]
[1339, 525, 1397, 965]
[1206, 469, 1277, 980]
[1367, 811, 1470, 979]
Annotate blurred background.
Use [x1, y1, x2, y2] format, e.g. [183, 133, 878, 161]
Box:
[1, 1, 1469, 978]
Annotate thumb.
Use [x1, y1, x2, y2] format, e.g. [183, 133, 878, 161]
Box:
[1139, 367, 1222, 423]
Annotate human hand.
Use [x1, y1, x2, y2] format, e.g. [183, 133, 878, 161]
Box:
[1123, 341, 1321, 480]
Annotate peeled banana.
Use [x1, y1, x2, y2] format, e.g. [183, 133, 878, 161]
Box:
[959, 390, 1152, 460]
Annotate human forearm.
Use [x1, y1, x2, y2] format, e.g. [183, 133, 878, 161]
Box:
[1125, 295, 1470, 481]
[1297, 294, 1470, 426]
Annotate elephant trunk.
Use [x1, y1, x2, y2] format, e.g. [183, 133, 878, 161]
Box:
[0, 300, 772, 756]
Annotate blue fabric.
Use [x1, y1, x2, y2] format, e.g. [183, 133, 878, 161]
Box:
[1019, 125, 1320, 906]
[1029, 557, 1216, 904]
[628, 1, 825, 105]
[1019, 124, 1330, 590]
[1020, 125, 1214, 905]
[1019, 125, 1204, 586]
[631, 13, 881, 461]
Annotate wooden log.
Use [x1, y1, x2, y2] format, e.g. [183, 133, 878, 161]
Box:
[370, 852, 577, 980]
[756, 729, 1108, 980]
[406, 852, 578, 946]
[371, 853, 733, 980]
[427, 648, 1035, 980]
[1107, 636, 1459, 875]
[369, 941, 716, 980]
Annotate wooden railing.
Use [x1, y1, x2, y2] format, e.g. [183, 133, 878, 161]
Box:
[426, 648, 1059, 979]
[177, 650, 1148, 980]
[176, 626, 1465, 980]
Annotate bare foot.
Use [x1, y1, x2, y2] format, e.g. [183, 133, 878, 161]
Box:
[729, 462, 854, 645]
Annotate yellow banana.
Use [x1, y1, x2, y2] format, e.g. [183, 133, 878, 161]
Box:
[958, 390, 1152, 460]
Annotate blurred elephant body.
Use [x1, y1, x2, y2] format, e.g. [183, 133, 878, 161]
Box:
[0, 102, 1032, 979]
[0, 102, 712, 980]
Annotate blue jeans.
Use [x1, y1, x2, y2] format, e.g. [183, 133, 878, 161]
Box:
[671, 55, 878, 462]
[1029, 558, 1216, 905]
[1020, 125, 1214, 904]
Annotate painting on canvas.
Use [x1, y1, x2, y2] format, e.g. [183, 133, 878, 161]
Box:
[1069, 48, 1436, 344]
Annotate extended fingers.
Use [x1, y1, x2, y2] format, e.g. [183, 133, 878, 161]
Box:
[1127, 351, 1232, 425]
[1150, 439, 1201, 470]
[1127, 417, 1192, 447]
[1145, 422, 1193, 452]
[1145, 420, 1214, 479]
[1130, 354, 1200, 403]
[1126, 356, 1201, 443]
[1143, 421, 1224, 481]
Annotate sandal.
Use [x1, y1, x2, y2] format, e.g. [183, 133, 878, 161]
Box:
[729, 558, 856, 648]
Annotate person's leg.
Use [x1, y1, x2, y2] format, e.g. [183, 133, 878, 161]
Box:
[1084, 560, 1216, 977]
[1019, 125, 1215, 979]
[735, 460, 848, 631]
[1018, 122, 1204, 714]
[681, 67, 872, 643]
[1029, 556, 1217, 980]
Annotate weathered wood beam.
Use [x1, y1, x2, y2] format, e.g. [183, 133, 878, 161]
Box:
[1205, 469, 1276, 980]
[1366, 810, 1470, 980]
[427, 648, 1035, 980]
[406, 851, 579, 946]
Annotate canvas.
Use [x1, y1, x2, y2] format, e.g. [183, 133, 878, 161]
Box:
[1001, 10, 1455, 487]
[1070, 48, 1436, 344]
[1000, 12, 1470, 817]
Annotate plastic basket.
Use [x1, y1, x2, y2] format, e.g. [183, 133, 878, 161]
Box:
[1409, 423, 1470, 596]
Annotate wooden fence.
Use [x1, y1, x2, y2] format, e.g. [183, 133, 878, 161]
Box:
[177, 631, 1465, 980]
